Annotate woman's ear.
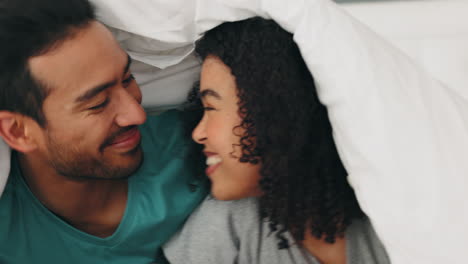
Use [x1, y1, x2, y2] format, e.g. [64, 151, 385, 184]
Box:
[0, 111, 38, 153]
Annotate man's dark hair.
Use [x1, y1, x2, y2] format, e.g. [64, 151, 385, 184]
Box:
[195, 17, 365, 247]
[0, 0, 95, 126]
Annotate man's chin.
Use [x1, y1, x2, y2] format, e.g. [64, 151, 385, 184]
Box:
[61, 148, 143, 181]
[113, 147, 144, 179]
[121, 142, 143, 157]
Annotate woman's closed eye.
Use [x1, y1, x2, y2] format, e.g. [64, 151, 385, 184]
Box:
[122, 74, 135, 87]
[203, 106, 216, 111]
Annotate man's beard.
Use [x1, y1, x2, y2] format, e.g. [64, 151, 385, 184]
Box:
[45, 130, 143, 181]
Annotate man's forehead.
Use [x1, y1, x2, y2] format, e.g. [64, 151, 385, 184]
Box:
[28, 21, 126, 99]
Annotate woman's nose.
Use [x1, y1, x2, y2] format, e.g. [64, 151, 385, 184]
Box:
[192, 118, 207, 144]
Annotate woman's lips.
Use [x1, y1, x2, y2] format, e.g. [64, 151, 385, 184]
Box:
[204, 152, 222, 175]
[108, 127, 141, 150]
[206, 163, 221, 176]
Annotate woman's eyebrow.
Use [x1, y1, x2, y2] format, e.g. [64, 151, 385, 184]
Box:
[200, 89, 222, 100]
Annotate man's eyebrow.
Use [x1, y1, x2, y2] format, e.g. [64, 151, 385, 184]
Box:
[199, 89, 222, 100]
[75, 54, 132, 104]
[75, 80, 117, 103]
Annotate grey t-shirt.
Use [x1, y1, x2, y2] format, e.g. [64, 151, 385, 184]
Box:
[164, 197, 390, 264]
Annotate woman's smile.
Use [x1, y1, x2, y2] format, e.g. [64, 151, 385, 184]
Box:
[205, 153, 223, 175]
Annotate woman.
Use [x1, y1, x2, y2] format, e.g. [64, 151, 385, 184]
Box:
[164, 18, 389, 264]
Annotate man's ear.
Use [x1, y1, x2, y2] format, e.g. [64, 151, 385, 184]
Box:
[0, 111, 38, 153]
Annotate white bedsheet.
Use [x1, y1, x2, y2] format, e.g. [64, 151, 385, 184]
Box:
[343, 0, 468, 96]
[1, 0, 467, 263]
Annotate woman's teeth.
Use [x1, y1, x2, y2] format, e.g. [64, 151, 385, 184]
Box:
[206, 156, 222, 166]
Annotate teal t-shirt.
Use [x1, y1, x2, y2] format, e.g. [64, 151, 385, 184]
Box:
[0, 110, 208, 264]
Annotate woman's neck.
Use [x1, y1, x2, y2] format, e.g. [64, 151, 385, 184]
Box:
[301, 230, 347, 264]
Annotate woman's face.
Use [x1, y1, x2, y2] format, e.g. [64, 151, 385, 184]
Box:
[192, 55, 262, 201]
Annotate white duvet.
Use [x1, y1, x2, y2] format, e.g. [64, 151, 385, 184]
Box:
[1, 0, 467, 263]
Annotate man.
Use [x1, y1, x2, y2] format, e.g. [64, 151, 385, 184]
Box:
[0, 0, 207, 263]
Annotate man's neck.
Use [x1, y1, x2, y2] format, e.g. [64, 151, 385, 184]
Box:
[17, 152, 128, 238]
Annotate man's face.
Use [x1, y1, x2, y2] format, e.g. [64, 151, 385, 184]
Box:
[28, 21, 147, 180]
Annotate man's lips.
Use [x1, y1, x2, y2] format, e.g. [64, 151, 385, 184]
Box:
[108, 127, 141, 149]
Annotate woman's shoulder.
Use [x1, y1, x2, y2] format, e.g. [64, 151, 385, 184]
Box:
[190, 196, 261, 238]
[163, 196, 319, 264]
[186, 196, 261, 229]
[163, 196, 261, 264]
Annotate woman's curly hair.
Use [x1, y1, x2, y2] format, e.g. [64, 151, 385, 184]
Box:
[195, 17, 364, 246]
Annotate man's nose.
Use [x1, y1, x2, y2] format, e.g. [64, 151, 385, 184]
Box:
[114, 86, 147, 127]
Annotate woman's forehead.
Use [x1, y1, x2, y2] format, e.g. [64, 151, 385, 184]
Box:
[200, 56, 236, 95]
